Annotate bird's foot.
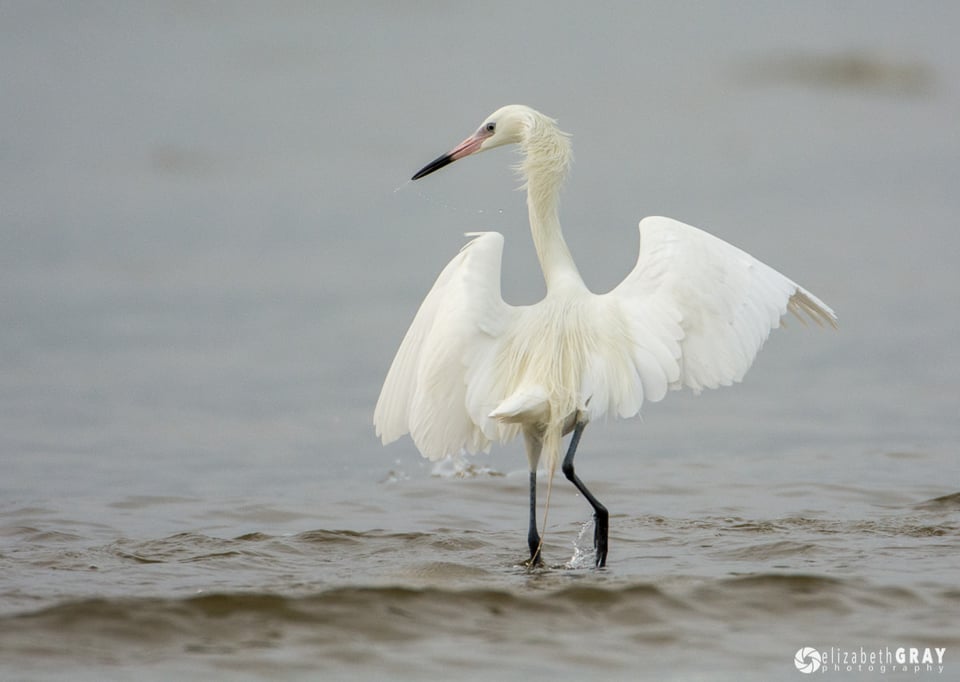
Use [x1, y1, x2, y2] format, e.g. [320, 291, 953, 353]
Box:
[524, 550, 543, 569]
[526, 528, 543, 569]
[593, 508, 609, 568]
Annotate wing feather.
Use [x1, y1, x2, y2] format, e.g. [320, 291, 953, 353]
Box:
[376, 217, 836, 459]
[609, 216, 837, 397]
[374, 232, 518, 460]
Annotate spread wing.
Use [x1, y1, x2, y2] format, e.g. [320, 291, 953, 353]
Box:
[376, 218, 837, 459]
[374, 232, 520, 460]
[608, 215, 837, 398]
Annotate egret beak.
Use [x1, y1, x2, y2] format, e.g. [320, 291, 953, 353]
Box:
[411, 130, 488, 180]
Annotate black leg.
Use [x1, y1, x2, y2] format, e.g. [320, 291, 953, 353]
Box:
[561, 422, 608, 568]
[526, 469, 542, 566]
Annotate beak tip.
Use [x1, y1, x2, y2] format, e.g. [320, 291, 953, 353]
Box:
[411, 153, 455, 182]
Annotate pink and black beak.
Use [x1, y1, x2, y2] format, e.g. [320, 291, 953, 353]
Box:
[411, 125, 494, 180]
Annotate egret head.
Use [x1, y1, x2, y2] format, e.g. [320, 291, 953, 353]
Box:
[411, 105, 534, 181]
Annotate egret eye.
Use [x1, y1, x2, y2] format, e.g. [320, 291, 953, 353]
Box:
[484, 121, 496, 133]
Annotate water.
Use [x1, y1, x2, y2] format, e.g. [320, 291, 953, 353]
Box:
[2, 2, 958, 680]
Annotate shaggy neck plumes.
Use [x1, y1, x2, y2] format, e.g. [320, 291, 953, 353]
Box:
[518, 113, 584, 294]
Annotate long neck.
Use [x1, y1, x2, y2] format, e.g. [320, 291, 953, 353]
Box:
[520, 119, 585, 294]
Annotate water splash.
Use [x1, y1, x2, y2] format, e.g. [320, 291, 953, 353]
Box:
[395, 180, 506, 217]
[565, 520, 596, 569]
[430, 452, 504, 479]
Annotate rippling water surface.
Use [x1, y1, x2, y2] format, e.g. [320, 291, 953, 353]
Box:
[2, 3, 958, 680]
[3, 482, 958, 681]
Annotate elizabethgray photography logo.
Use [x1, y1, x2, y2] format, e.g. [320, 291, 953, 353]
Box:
[794, 646, 946, 675]
[796, 647, 823, 673]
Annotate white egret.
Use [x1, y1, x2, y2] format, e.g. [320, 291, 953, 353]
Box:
[375, 105, 836, 568]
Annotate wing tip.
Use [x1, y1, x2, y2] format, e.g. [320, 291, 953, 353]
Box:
[787, 289, 839, 329]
